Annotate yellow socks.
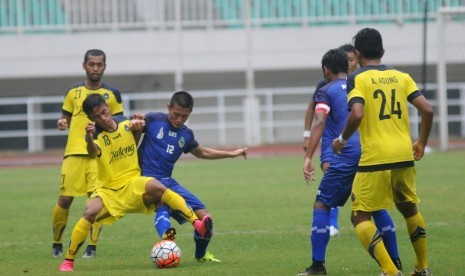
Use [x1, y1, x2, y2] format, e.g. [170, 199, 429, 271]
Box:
[355, 221, 399, 275]
[52, 204, 69, 243]
[406, 212, 428, 270]
[65, 218, 92, 260]
[161, 189, 198, 223]
[88, 221, 102, 246]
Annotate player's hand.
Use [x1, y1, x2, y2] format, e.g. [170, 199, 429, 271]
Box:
[332, 138, 344, 154]
[303, 157, 315, 184]
[57, 119, 68, 131]
[129, 119, 145, 132]
[412, 140, 425, 161]
[86, 122, 95, 137]
[132, 113, 145, 120]
[234, 148, 248, 160]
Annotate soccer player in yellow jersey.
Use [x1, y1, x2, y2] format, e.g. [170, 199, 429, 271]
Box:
[59, 94, 211, 272]
[52, 49, 124, 258]
[332, 28, 434, 276]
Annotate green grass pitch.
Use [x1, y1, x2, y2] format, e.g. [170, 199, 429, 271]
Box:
[0, 150, 464, 275]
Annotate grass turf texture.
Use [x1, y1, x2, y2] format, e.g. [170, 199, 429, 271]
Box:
[0, 151, 464, 275]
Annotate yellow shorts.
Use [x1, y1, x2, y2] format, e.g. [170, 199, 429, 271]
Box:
[90, 176, 155, 225]
[351, 166, 420, 212]
[59, 155, 98, 196]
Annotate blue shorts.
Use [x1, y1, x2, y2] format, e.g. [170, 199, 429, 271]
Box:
[320, 146, 335, 166]
[159, 177, 205, 225]
[316, 161, 358, 208]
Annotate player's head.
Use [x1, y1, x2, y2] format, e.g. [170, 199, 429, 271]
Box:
[83, 94, 112, 129]
[353, 28, 384, 62]
[167, 91, 194, 129]
[338, 43, 357, 73]
[83, 49, 106, 83]
[321, 48, 348, 81]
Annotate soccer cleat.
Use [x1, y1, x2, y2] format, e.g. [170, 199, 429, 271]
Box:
[82, 245, 96, 259]
[196, 251, 221, 263]
[411, 268, 432, 276]
[193, 215, 213, 239]
[329, 226, 339, 237]
[59, 260, 74, 272]
[297, 265, 327, 275]
[52, 243, 63, 258]
[162, 227, 177, 241]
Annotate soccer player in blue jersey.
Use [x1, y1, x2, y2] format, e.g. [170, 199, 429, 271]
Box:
[303, 44, 358, 237]
[136, 91, 247, 263]
[298, 48, 401, 275]
[333, 28, 433, 276]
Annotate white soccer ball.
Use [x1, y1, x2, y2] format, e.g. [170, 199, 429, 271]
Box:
[150, 240, 181, 268]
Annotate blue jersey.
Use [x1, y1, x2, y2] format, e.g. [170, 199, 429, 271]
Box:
[311, 78, 328, 102]
[138, 112, 199, 179]
[313, 78, 360, 163]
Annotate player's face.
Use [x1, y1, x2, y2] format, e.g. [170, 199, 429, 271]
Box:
[83, 55, 106, 83]
[346, 51, 358, 73]
[89, 104, 114, 131]
[167, 103, 191, 129]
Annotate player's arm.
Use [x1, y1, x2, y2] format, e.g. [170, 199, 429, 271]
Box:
[332, 101, 363, 154]
[411, 95, 434, 161]
[190, 145, 247, 160]
[85, 122, 99, 157]
[303, 98, 315, 152]
[57, 112, 71, 131]
[129, 113, 146, 144]
[303, 103, 328, 183]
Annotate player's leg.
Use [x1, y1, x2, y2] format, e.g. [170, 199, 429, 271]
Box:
[154, 204, 176, 240]
[329, 207, 340, 237]
[351, 171, 400, 276]
[59, 197, 105, 272]
[299, 162, 353, 276]
[393, 167, 430, 275]
[52, 195, 73, 257]
[373, 209, 402, 270]
[82, 158, 102, 259]
[154, 178, 177, 241]
[53, 156, 87, 258]
[144, 179, 211, 238]
[193, 209, 220, 263]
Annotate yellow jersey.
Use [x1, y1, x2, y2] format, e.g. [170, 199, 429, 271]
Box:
[93, 116, 140, 190]
[347, 65, 423, 170]
[62, 82, 123, 157]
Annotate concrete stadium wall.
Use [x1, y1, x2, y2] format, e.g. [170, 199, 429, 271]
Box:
[0, 22, 463, 97]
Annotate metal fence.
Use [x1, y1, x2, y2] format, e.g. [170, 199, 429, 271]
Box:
[1, 84, 465, 153]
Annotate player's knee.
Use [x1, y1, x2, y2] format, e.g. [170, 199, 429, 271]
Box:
[58, 196, 74, 209]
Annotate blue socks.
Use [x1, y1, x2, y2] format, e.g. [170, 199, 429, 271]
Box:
[373, 209, 399, 260]
[329, 207, 340, 229]
[311, 208, 330, 262]
[194, 224, 212, 258]
[154, 205, 172, 239]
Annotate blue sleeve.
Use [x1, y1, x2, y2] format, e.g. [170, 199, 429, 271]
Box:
[183, 128, 199, 153]
[314, 86, 330, 105]
[312, 79, 327, 101]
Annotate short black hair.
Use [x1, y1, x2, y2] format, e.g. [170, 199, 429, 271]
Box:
[338, 43, 356, 54]
[83, 94, 106, 117]
[84, 49, 106, 63]
[321, 48, 348, 75]
[170, 91, 194, 111]
[353, 28, 384, 59]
